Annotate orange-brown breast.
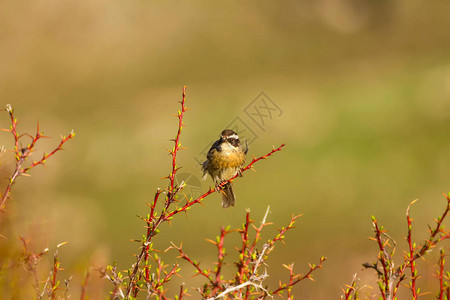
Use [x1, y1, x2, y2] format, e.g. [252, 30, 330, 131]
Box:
[210, 149, 245, 169]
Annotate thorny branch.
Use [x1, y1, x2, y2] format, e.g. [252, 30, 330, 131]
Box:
[363, 194, 450, 300]
[0, 104, 75, 210]
[175, 207, 325, 299]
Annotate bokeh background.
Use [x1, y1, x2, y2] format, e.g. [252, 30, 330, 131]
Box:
[1, 0, 450, 298]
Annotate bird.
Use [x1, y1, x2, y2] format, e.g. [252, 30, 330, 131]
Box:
[202, 129, 248, 208]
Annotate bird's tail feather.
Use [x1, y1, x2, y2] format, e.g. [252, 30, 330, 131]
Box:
[221, 182, 235, 208]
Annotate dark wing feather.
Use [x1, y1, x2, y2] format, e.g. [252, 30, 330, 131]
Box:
[202, 139, 222, 179]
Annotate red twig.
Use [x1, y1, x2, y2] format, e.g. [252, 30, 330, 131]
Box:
[395, 196, 450, 297]
[406, 201, 418, 299]
[50, 242, 67, 300]
[237, 212, 252, 283]
[271, 257, 326, 297]
[80, 269, 90, 300]
[213, 226, 229, 292]
[143, 189, 163, 283]
[371, 217, 391, 300]
[340, 274, 358, 300]
[167, 86, 187, 204]
[21, 133, 74, 173]
[178, 285, 189, 299]
[366, 195, 450, 299]
[154, 255, 180, 291]
[0, 104, 75, 210]
[51, 252, 60, 300]
[171, 242, 215, 285]
[436, 248, 447, 300]
[413, 194, 450, 260]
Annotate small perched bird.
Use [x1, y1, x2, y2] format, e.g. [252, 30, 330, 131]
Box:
[202, 129, 248, 208]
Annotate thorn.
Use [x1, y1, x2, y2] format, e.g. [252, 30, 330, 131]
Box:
[57, 241, 69, 248]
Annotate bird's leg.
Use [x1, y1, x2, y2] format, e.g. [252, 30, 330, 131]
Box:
[215, 182, 223, 192]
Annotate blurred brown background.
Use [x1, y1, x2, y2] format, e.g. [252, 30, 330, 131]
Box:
[1, 0, 450, 298]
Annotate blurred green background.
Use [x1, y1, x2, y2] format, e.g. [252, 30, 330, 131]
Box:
[1, 0, 450, 298]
